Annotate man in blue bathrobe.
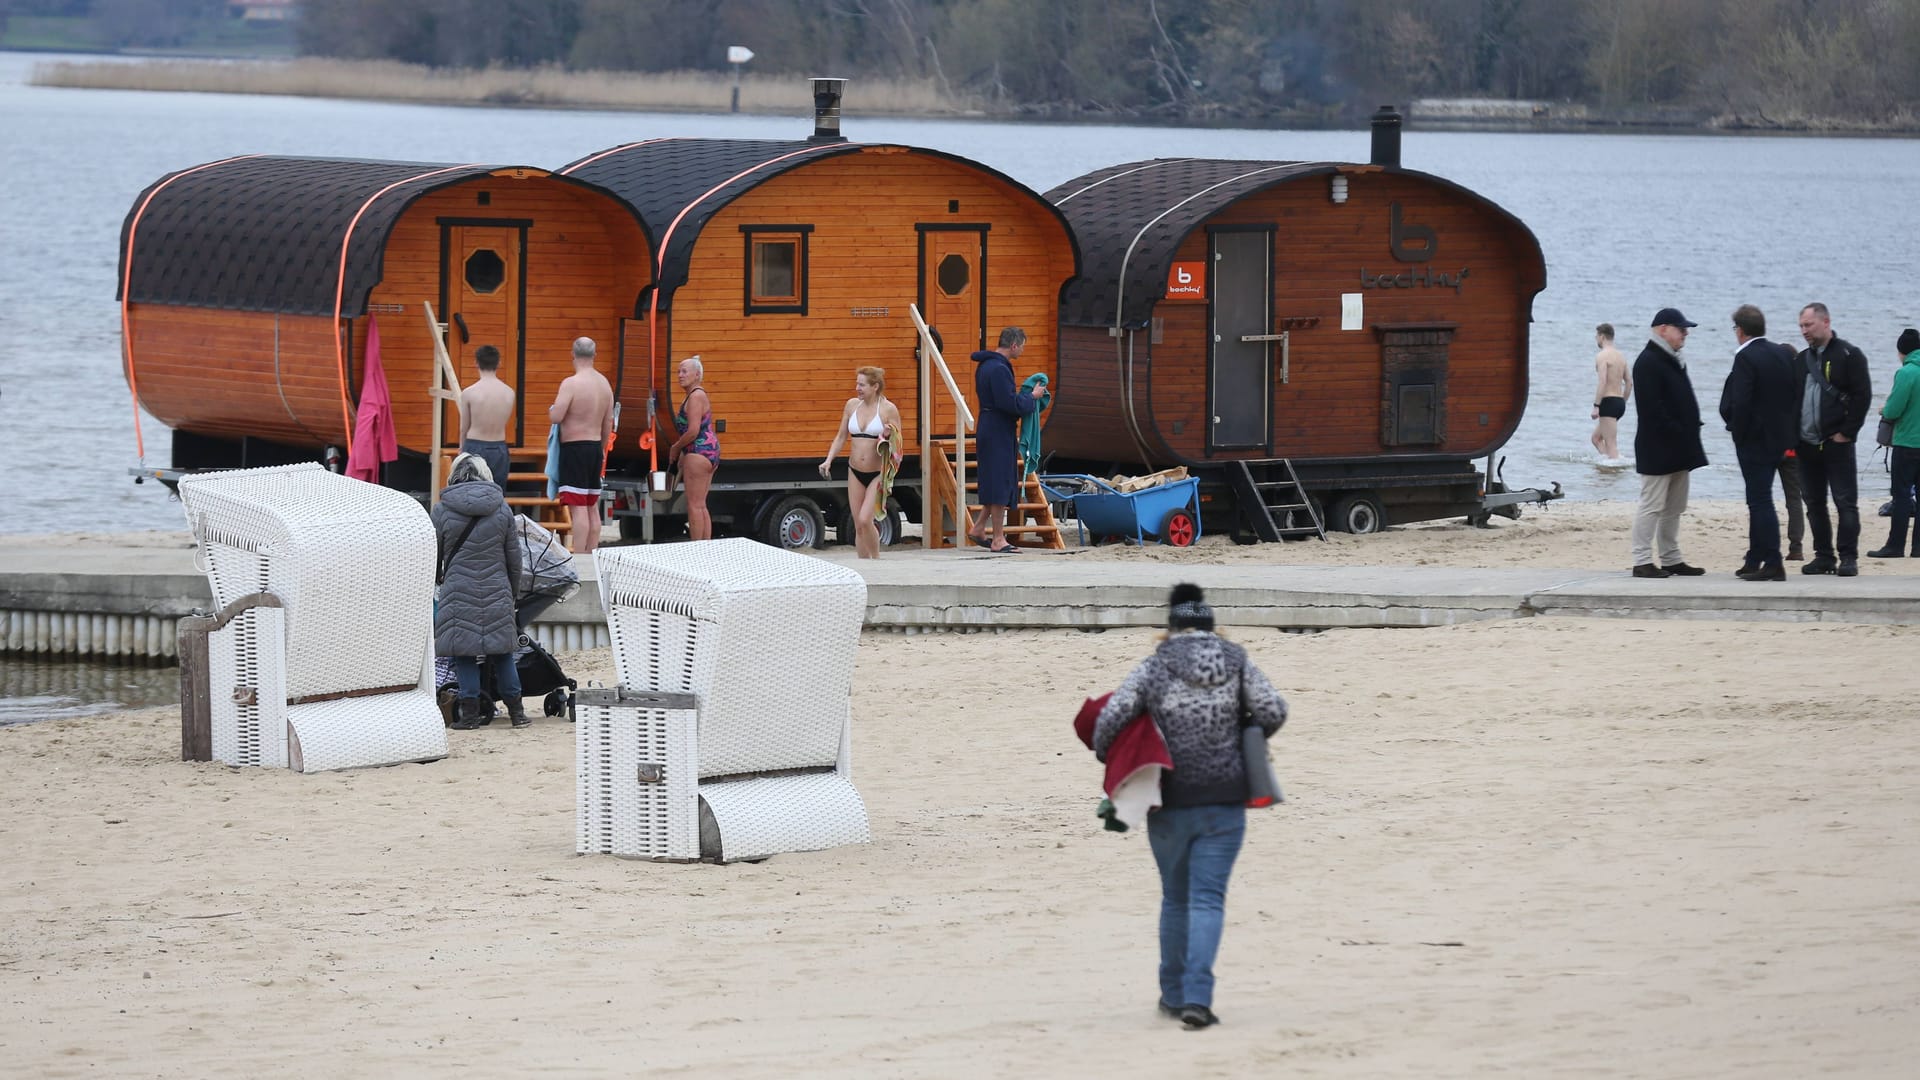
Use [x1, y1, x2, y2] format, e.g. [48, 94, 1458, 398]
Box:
[969, 327, 1044, 553]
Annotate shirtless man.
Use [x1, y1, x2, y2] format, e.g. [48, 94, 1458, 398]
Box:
[458, 344, 515, 491]
[1590, 323, 1632, 460]
[549, 337, 615, 553]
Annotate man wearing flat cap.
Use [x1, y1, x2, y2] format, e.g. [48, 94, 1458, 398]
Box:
[1629, 308, 1709, 578]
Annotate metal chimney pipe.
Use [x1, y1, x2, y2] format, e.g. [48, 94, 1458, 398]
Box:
[809, 77, 849, 143]
[1370, 104, 1402, 167]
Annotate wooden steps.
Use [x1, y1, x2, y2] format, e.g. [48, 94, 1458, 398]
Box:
[924, 440, 1064, 550]
[436, 445, 573, 537]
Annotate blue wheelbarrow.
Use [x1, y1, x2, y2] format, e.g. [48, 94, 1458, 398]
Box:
[1038, 474, 1203, 547]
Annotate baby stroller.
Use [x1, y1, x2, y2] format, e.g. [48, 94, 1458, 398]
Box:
[436, 517, 581, 724]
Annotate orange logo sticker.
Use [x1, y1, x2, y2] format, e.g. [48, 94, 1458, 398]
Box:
[1165, 261, 1206, 302]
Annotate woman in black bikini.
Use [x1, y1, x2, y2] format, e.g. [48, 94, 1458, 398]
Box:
[819, 365, 903, 559]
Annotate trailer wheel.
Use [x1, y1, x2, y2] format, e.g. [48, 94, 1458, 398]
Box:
[762, 495, 826, 550]
[1330, 492, 1385, 535]
[1161, 508, 1198, 547]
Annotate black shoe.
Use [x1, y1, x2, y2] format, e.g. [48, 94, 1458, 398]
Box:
[1179, 1004, 1219, 1029]
[1787, 547, 1805, 561]
[508, 704, 532, 729]
[1734, 563, 1761, 578]
[1836, 560, 1859, 577]
[1157, 1000, 1184, 1020]
[1879, 500, 1894, 517]
[1661, 562, 1706, 576]
[1631, 563, 1670, 578]
[1867, 546, 1905, 559]
[1801, 555, 1838, 575]
[1743, 564, 1786, 581]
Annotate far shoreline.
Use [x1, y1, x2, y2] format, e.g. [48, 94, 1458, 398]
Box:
[22, 55, 1920, 138]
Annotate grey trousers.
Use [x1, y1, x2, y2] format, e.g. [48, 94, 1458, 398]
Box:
[1631, 471, 1691, 567]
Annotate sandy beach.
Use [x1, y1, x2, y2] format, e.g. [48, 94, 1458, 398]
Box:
[4, 500, 1920, 1077]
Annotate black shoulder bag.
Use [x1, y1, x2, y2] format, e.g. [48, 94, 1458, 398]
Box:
[1238, 668, 1283, 808]
[436, 516, 482, 586]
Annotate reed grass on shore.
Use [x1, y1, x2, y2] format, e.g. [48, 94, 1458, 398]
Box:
[31, 58, 976, 118]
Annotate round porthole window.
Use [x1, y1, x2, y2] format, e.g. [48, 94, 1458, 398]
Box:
[938, 253, 970, 296]
[465, 249, 505, 294]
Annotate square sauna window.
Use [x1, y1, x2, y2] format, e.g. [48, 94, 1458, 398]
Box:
[741, 225, 812, 315]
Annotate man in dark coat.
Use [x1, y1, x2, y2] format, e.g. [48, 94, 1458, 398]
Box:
[968, 327, 1044, 554]
[1793, 302, 1874, 576]
[1629, 308, 1709, 578]
[1719, 304, 1803, 581]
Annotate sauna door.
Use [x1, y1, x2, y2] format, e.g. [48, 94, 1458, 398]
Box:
[919, 224, 988, 440]
[439, 219, 529, 445]
[1208, 228, 1273, 451]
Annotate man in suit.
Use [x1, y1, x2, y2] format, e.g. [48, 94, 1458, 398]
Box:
[1719, 305, 1801, 581]
[1629, 308, 1709, 578]
[1794, 303, 1873, 576]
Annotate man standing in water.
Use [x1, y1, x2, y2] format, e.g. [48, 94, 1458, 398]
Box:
[458, 344, 515, 492]
[549, 337, 615, 554]
[1590, 324, 1631, 461]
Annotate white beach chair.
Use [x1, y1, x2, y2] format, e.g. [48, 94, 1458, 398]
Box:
[580, 538, 871, 862]
[176, 463, 448, 772]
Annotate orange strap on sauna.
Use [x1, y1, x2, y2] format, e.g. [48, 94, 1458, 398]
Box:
[644, 143, 842, 474]
[331, 164, 481, 457]
[119, 154, 265, 464]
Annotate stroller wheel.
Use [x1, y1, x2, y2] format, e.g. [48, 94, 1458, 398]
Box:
[544, 689, 570, 718]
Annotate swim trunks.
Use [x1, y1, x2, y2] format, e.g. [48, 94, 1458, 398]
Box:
[556, 439, 604, 507]
[460, 439, 511, 492]
[1598, 396, 1626, 420]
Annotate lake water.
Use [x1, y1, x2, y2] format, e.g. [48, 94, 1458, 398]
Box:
[1, 51, 1916, 536]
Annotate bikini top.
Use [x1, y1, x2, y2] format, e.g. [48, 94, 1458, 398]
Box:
[848, 404, 884, 438]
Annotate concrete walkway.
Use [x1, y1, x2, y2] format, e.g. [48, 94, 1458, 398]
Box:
[3, 538, 1916, 660]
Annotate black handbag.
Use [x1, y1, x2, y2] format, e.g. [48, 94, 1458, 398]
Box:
[1878, 416, 1896, 449]
[1237, 669, 1283, 808]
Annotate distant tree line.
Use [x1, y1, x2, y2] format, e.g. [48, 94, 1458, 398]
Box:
[17, 0, 1919, 123]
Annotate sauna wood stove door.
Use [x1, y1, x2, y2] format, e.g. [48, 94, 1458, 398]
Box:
[1208, 228, 1273, 452]
[919, 223, 988, 442]
[439, 218, 529, 446]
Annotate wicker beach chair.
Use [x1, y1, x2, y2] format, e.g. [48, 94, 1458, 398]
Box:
[580, 538, 871, 862]
[176, 463, 448, 772]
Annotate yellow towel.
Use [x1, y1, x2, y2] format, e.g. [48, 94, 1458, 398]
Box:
[876, 423, 901, 520]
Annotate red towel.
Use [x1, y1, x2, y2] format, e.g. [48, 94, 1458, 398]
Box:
[346, 314, 398, 483]
[1075, 692, 1173, 798]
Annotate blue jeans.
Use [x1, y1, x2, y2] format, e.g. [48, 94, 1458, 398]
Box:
[454, 653, 521, 703]
[1147, 803, 1246, 1008]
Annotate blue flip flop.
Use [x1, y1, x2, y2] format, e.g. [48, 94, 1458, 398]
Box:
[989, 543, 1021, 554]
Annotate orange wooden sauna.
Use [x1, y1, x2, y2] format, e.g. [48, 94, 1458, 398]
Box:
[1043, 109, 1559, 540]
[118, 156, 651, 526]
[559, 89, 1078, 546]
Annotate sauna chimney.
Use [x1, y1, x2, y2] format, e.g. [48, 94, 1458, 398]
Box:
[810, 78, 849, 143]
[1370, 105, 1402, 167]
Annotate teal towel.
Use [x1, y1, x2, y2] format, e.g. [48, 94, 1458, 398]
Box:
[544, 424, 561, 500]
[1018, 372, 1051, 476]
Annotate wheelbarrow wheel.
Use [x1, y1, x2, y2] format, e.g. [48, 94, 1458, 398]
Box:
[1161, 508, 1198, 547]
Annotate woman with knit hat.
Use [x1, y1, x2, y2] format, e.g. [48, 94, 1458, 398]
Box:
[1091, 583, 1288, 1029]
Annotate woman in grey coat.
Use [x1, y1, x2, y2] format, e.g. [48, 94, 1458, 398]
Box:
[1092, 583, 1287, 1029]
[432, 453, 525, 728]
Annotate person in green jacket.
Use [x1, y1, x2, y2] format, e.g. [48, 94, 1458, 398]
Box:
[1868, 328, 1920, 558]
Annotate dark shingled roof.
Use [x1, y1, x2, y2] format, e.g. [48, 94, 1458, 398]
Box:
[1045, 158, 1542, 329]
[119, 156, 540, 317]
[1046, 158, 1330, 329]
[560, 138, 1078, 310]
